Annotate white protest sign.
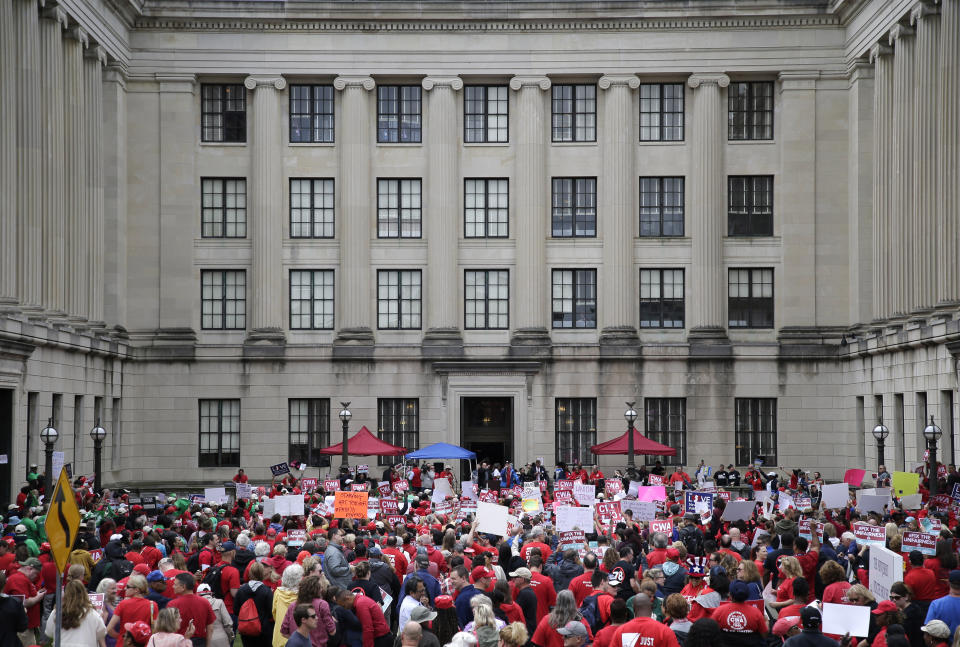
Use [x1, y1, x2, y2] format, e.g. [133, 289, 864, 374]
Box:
[277, 495, 305, 517]
[0, 454, 7, 464]
[858, 493, 889, 514]
[204, 488, 227, 504]
[721, 500, 757, 522]
[822, 602, 870, 638]
[262, 497, 276, 517]
[476, 501, 509, 537]
[556, 506, 594, 532]
[778, 492, 795, 512]
[235, 483, 252, 499]
[754, 489, 770, 503]
[821, 483, 849, 509]
[431, 477, 455, 503]
[462, 481, 479, 501]
[627, 480, 641, 497]
[900, 494, 923, 510]
[573, 483, 595, 506]
[620, 500, 657, 521]
[52, 451, 64, 480]
[869, 544, 903, 601]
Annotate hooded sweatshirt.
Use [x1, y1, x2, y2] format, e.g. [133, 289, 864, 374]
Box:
[271, 586, 299, 647]
[661, 560, 688, 596]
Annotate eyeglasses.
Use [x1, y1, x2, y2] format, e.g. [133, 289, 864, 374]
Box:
[889, 595, 903, 601]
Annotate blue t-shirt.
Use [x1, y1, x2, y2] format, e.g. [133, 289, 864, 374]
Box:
[925, 595, 960, 636]
[285, 631, 312, 647]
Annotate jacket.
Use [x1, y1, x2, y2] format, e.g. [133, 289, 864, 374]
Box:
[0, 595, 28, 647]
[201, 595, 234, 647]
[323, 544, 352, 588]
[500, 467, 521, 488]
[233, 581, 274, 639]
[281, 598, 336, 646]
[551, 559, 585, 592]
[782, 628, 844, 647]
[368, 558, 401, 604]
[271, 587, 299, 647]
[146, 633, 192, 647]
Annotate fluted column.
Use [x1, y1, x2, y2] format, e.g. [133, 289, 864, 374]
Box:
[871, 43, 894, 320]
[421, 76, 464, 354]
[333, 75, 376, 352]
[598, 74, 640, 348]
[889, 24, 915, 315]
[84, 46, 107, 326]
[244, 75, 286, 342]
[64, 27, 88, 323]
[509, 75, 551, 352]
[686, 73, 730, 340]
[847, 59, 874, 325]
[937, 0, 960, 306]
[102, 63, 127, 329]
[15, 0, 43, 313]
[0, 0, 18, 308]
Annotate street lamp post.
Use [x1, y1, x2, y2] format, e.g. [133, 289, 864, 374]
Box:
[871, 418, 889, 476]
[338, 402, 352, 470]
[89, 418, 107, 496]
[924, 415, 943, 500]
[40, 417, 58, 496]
[624, 402, 638, 470]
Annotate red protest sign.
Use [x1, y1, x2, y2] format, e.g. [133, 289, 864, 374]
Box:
[351, 483, 368, 492]
[902, 531, 938, 555]
[377, 482, 393, 497]
[798, 518, 825, 541]
[717, 491, 731, 502]
[380, 498, 399, 516]
[648, 474, 664, 486]
[558, 530, 586, 549]
[301, 478, 318, 491]
[323, 480, 340, 492]
[557, 479, 575, 491]
[932, 494, 951, 508]
[596, 501, 622, 524]
[555, 490, 574, 503]
[605, 480, 623, 496]
[479, 490, 498, 503]
[649, 519, 673, 535]
[385, 515, 406, 526]
[853, 523, 886, 546]
[393, 480, 409, 493]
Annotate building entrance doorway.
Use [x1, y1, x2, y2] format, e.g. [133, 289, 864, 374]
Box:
[0, 390, 11, 506]
[460, 397, 512, 482]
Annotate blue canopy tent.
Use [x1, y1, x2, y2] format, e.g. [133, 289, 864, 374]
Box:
[405, 443, 477, 484]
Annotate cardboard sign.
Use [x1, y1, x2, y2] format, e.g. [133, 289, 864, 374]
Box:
[351, 483, 368, 492]
[902, 531, 938, 555]
[798, 518, 825, 541]
[649, 519, 673, 536]
[432, 477, 455, 503]
[323, 480, 340, 492]
[901, 493, 923, 510]
[380, 498, 399, 516]
[385, 515, 405, 526]
[557, 479, 576, 491]
[377, 481, 393, 497]
[858, 492, 889, 514]
[721, 500, 757, 522]
[333, 491, 369, 518]
[287, 529, 307, 546]
[204, 488, 227, 505]
[393, 480, 409, 493]
[605, 480, 623, 496]
[476, 502, 510, 536]
[647, 474, 664, 486]
[869, 544, 904, 601]
[300, 478, 318, 491]
[684, 491, 714, 515]
[556, 506, 594, 532]
[235, 483, 252, 499]
[636, 486, 667, 502]
[892, 471, 920, 497]
[275, 495, 304, 517]
[821, 483, 849, 509]
[853, 523, 886, 547]
[558, 530, 586, 550]
[270, 462, 291, 477]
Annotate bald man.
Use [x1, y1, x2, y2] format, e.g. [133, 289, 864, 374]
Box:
[401, 622, 422, 647]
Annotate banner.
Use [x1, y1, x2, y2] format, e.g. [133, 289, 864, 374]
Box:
[323, 480, 340, 492]
[684, 491, 714, 515]
[853, 523, 886, 548]
[902, 531, 937, 556]
[333, 491, 369, 518]
[270, 462, 291, 477]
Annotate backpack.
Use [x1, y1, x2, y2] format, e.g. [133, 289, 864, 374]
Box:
[679, 525, 703, 557]
[185, 550, 203, 574]
[237, 597, 261, 636]
[106, 559, 133, 583]
[578, 594, 603, 634]
[201, 563, 227, 598]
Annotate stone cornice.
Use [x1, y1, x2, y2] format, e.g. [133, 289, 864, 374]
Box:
[888, 23, 914, 45]
[509, 75, 551, 91]
[333, 75, 375, 91]
[421, 76, 463, 91]
[910, 1, 939, 25]
[85, 44, 109, 66]
[598, 74, 640, 90]
[869, 42, 892, 62]
[687, 73, 730, 89]
[67, 25, 89, 47]
[104, 62, 128, 87]
[243, 74, 287, 91]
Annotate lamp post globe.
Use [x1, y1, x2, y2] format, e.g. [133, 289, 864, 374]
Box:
[89, 419, 107, 496]
[338, 402, 352, 469]
[871, 419, 889, 476]
[40, 418, 58, 496]
[923, 416, 943, 499]
[624, 402, 638, 470]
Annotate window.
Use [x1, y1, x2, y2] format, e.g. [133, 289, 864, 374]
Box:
[552, 178, 596, 237]
[555, 398, 597, 465]
[552, 84, 596, 142]
[290, 178, 334, 238]
[552, 269, 597, 329]
[640, 177, 684, 237]
[289, 84, 334, 143]
[735, 398, 777, 465]
[288, 399, 330, 467]
[377, 270, 422, 329]
[201, 178, 246, 238]
[728, 268, 774, 328]
[728, 176, 773, 236]
[201, 84, 246, 143]
[201, 270, 246, 330]
[378, 398, 418, 465]
[464, 179, 509, 238]
[465, 86, 508, 143]
[640, 83, 684, 141]
[377, 179, 422, 238]
[290, 270, 334, 330]
[377, 86, 421, 143]
[199, 399, 240, 467]
[728, 81, 774, 141]
[645, 398, 686, 465]
[640, 269, 685, 328]
[465, 270, 509, 330]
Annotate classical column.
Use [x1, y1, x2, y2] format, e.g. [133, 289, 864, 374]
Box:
[102, 63, 127, 329]
[39, 6, 67, 316]
[333, 75, 376, 354]
[63, 26, 88, 324]
[244, 75, 286, 344]
[15, 0, 43, 313]
[509, 75, 551, 354]
[937, 0, 960, 306]
[847, 59, 874, 325]
[0, 0, 19, 308]
[421, 76, 463, 356]
[889, 24, 915, 316]
[598, 74, 640, 349]
[84, 45, 107, 327]
[870, 43, 894, 320]
[686, 73, 730, 342]
[912, 4, 940, 312]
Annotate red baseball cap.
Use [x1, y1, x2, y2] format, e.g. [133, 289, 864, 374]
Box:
[133, 564, 151, 576]
[434, 594, 454, 609]
[124, 621, 151, 643]
[470, 566, 495, 582]
[873, 600, 898, 615]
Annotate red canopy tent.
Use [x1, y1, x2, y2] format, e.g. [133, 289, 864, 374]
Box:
[590, 429, 677, 456]
[316, 426, 407, 456]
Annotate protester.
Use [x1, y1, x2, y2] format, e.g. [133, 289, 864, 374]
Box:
[148, 607, 194, 647]
[45, 579, 107, 647]
[197, 583, 235, 647]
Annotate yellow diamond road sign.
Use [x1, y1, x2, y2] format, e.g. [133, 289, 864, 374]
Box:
[45, 468, 81, 573]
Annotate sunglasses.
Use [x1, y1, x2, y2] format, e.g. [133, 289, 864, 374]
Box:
[306, 613, 318, 618]
[889, 595, 903, 601]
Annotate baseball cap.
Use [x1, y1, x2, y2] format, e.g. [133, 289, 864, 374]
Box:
[800, 607, 822, 629]
[124, 621, 152, 643]
[470, 566, 494, 582]
[368, 545, 382, 557]
[146, 570, 165, 583]
[772, 616, 801, 637]
[557, 621, 588, 638]
[666, 547, 680, 560]
[19, 557, 42, 569]
[196, 583, 213, 594]
[410, 606, 438, 623]
[872, 600, 897, 614]
[220, 541, 236, 552]
[729, 580, 750, 602]
[133, 564, 151, 576]
[509, 567, 532, 579]
[949, 570, 960, 585]
[434, 594, 454, 610]
[608, 569, 624, 586]
[921, 620, 951, 640]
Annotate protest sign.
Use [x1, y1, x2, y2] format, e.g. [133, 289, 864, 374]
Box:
[377, 481, 393, 497]
[778, 492, 795, 512]
[458, 498, 477, 521]
[234, 483, 252, 499]
[627, 480, 640, 498]
[204, 488, 227, 504]
[647, 474, 664, 486]
[555, 490, 574, 504]
[298, 478, 316, 491]
[434, 498, 455, 517]
[649, 519, 673, 536]
[798, 518, 825, 541]
[89, 549, 102, 563]
[902, 531, 937, 556]
[393, 480, 410, 493]
[261, 497, 276, 517]
[604, 480, 623, 496]
[620, 500, 656, 521]
[276, 495, 304, 517]
[333, 491, 369, 518]
[558, 530, 586, 551]
[52, 452, 64, 482]
[479, 490, 498, 503]
[858, 492, 889, 514]
[323, 480, 340, 492]
[595, 501, 622, 524]
[357, 465, 369, 474]
[754, 490, 770, 502]
[380, 498, 399, 516]
[821, 483, 849, 509]
[270, 462, 290, 477]
[350, 483, 367, 492]
[822, 603, 870, 638]
[522, 497, 542, 513]
[921, 517, 942, 533]
[853, 523, 887, 548]
[892, 471, 920, 497]
[432, 477, 455, 503]
[795, 496, 811, 509]
[286, 529, 306, 546]
[684, 491, 714, 515]
[556, 506, 594, 532]
[385, 515, 405, 526]
[636, 486, 667, 502]
[931, 494, 951, 508]
[721, 500, 757, 522]
[88, 593, 105, 611]
[843, 468, 867, 486]
[701, 481, 716, 493]
[717, 490, 731, 502]
[900, 493, 923, 509]
[476, 502, 510, 536]
[557, 479, 575, 491]
[869, 544, 903, 601]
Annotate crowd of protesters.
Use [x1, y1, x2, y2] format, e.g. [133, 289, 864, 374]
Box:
[2, 457, 960, 647]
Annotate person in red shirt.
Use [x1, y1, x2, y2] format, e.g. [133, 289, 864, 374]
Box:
[335, 588, 391, 647]
[645, 533, 671, 569]
[167, 572, 216, 641]
[608, 594, 680, 647]
[382, 536, 409, 578]
[668, 467, 691, 487]
[106, 574, 159, 640]
[905, 550, 941, 605]
[158, 558, 188, 599]
[527, 555, 558, 623]
[520, 528, 553, 563]
[713, 581, 768, 641]
[232, 468, 248, 483]
[589, 466, 604, 485]
[0, 540, 16, 575]
[568, 553, 597, 606]
[680, 557, 710, 604]
[531, 591, 594, 647]
[140, 537, 163, 570]
[591, 597, 628, 647]
[217, 541, 242, 617]
[777, 577, 810, 619]
[3, 557, 46, 639]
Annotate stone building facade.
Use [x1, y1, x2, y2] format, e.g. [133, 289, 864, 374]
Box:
[0, 0, 957, 495]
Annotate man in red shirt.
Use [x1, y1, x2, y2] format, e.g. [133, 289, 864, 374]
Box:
[382, 536, 409, 578]
[232, 468, 248, 483]
[793, 534, 820, 602]
[905, 550, 940, 605]
[668, 467, 691, 487]
[167, 572, 215, 642]
[569, 553, 597, 606]
[217, 541, 242, 618]
[645, 533, 670, 568]
[527, 555, 557, 622]
[713, 581, 768, 642]
[3, 557, 46, 644]
[608, 594, 680, 647]
[0, 539, 15, 574]
[336, 588, 392, 647]
[158, 557, 189, 599]
[520, 527, 552, 563]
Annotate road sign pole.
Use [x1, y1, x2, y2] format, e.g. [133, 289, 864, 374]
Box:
[54, 570, 61, 647]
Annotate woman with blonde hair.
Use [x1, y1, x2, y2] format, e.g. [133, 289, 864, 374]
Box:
[45, 579, 106, 647]
[844, 584, 879, 647]
[465, 594, 506, 632]
[146, 607, 192, 647]
[769, 556, 804, 610]
[498, 622, 529, 647]
[273, 563, 304, 647]
[735, 559, 764, 600]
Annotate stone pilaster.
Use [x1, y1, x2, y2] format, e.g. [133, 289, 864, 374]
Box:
[847, 59, 874, 326]
[421, 76, 464, 357]
[84, 45, 107, 327]
[889, 24, 915, 316]
[244, 75, 286, 346]
[332, 75, 376, 356]
[15, 0, 43, 313]
[63, 26, 88, 324]
[598, 74, 640, 351]
[937, 0, 960, 306]
[509, 75, 552, 355]
[870, 43, 894, 320]
[686, 73, 730, 345]
[102, 63, 127, 329]
[0, 0, 18, 308]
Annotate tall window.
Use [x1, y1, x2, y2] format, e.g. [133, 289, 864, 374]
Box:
[552, 178, 597, 237]
[735, 398, 777, 465]
[288, 399, 330, 467]
[728, 81, 774, 140]
[465, 270, 509, 330]
[640, 269, 685, 328]
[201, 178, 246, 238]
[201, 270, 246, 330]
[639, 177, 684, 237]
[464, 86, 508, 143]
[640, 83, 684, 141]
[552, 269, 597, 329]
[290, 178, 334, 238]
[289, 270, 334, 330]
[377, 270, 422, 330]
[645, 398, 686, 465]
[728, 268, 774, 328]
[728, 176, 773, 236]
[377, 86, 421, 143]
[201, 84, 246, 143]
[198, 399, 240, 467]
[378, 398, 418, 465]
[555, 398, 597, 465]
[377, 179, 422, 238]
[464, 179, 508, 238]
[552, 84, 596, 142]
[289, 84, 334, 143]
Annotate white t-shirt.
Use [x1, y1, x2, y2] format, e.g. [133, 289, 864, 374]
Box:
[46, 608, 106, 647]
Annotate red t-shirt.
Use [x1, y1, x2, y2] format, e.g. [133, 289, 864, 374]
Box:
[713, 601, 768, 636]
[778, 603, 806, 619]
[609, 617, 679, 647]
[905, 565, 940, 602]
[520, 541, 553, 563]
[822, 581, 851, 605]
[141, 546, 163, 570]
[592, 622, 622, 647]
[924, 558, 950, 599]
[220, 565, 241, 613]
[645, 548, 668, 568]
[168, 593, 215, 638]
[163, 569, 189, 598]
[4, 571, 40, 628]
[114, 597, 159, 629]
[529, 572, 557, 622]
[568, 571, 595, 606]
